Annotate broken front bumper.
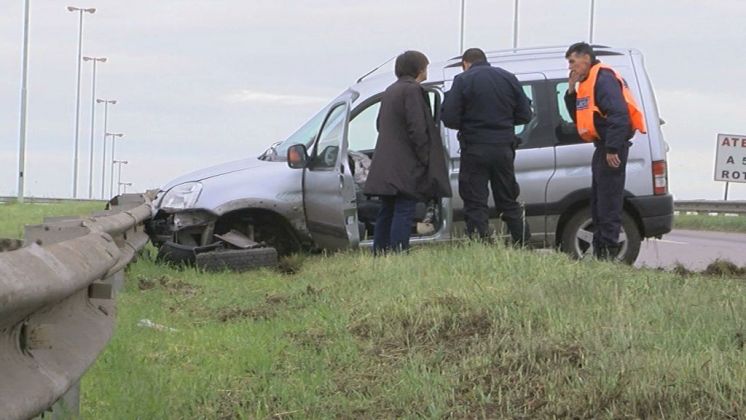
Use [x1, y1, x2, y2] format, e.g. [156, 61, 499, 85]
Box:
[147, 210, 269, 265]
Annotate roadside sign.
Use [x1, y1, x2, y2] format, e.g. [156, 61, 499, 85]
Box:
[714, 133, 746, 183]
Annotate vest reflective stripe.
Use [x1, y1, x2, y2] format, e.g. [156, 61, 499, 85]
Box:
[575, 63, 647, 142]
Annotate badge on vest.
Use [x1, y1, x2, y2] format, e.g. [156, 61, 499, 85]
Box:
[577, 97, 590, 110]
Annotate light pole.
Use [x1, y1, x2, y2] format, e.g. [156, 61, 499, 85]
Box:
[119, 182, 132, 194]
[512, 0, 519, 49]
[108, 133, 124, 198]
[67, 6, 95, 198]
[83, 56, 107, 198]
[589, 0, 596, 43]
[17, 0, 31, 203]
[459, 0, 465, 53]
[113, 160, 128, 195]
[97, 99, 116, 199]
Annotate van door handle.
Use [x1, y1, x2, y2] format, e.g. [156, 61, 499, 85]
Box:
[339, 174, 345, 190]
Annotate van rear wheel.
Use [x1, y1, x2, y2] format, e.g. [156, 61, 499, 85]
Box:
[559, 208, 641, 265]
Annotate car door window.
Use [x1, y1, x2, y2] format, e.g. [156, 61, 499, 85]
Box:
[310, 103, 346, 170]
[515, 85, 533, 137]
[553, 81, 584, 145]
[349, 89, 441, 153]
[348, 101, 380, 152]
[515, 81, 555, 150]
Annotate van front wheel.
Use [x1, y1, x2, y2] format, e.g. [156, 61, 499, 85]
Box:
[559, 208, 641, 265]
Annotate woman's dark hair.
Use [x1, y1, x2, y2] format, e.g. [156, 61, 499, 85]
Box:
[394, 50, 429, 79]
[565, 42, 597, 62]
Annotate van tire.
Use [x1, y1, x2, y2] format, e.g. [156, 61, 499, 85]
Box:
[560, 207, 641, 265]
[195, 247, 278, 272]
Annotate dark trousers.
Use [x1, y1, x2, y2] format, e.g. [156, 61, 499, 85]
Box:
[373, 195, 417, 254]
[591, 144, 629, 248]
[459, 143, 529, 244]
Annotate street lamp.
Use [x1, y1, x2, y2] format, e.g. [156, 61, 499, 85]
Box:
[97, 99, 117, 199]
[17, 0, 31, 203]
[512, 0, 519, 49]
[589, 0, 596, 43]
[113, 159, 128, 196]
[108, 133, 124, 198]
[83, 56, 107, 198]
[119, 182, 132, 194]
[67, 5, 95, 198]
[459, 0, 465, 53]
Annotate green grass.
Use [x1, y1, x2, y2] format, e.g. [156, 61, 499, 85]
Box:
[3, 203, 744, 417]
[675, 214, 746, 234]
[0, 201, 106, 239]
[80, 244, 746, 418]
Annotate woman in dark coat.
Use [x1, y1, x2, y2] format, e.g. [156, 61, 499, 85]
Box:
[364, 50, 452, 253]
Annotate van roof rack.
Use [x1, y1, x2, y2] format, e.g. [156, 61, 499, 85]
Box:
[448, 44, 613, 61]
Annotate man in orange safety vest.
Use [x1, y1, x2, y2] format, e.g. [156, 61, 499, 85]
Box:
[564, 42, 646, 260]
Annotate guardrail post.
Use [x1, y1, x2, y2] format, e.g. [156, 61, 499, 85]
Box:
[23, 219, 92, 419]
[35, 383, 80, 419]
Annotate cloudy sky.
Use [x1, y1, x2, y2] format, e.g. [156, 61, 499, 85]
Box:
[1, 0, 745, 199]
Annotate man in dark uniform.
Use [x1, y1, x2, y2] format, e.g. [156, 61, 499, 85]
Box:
[564, 42, 640, 259]
[441, 48, 532, 245]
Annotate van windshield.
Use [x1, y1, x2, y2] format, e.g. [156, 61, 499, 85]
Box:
[258, 105, 330, 161]
[258, 90, 357, 162]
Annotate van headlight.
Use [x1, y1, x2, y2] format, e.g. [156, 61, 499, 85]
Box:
[161, 182, 202, 210]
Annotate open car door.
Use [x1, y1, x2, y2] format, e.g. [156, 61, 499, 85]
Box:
[302, 96, 360, 250]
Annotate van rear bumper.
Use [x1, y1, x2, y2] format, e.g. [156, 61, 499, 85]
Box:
[627, 194, 674, 238]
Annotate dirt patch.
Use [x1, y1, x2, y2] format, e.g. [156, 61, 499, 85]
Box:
[672, 259, 746, 279]
[0, 238, 23, 252]
[448, 339, 588, 418]
[285, 328, 333, 351]
[704, 259, 746, 277]
[277, 254, 305, 275]
[137, 275, 200, 296]
[349, 295, 496, 362]
[216, 293, 293, 322]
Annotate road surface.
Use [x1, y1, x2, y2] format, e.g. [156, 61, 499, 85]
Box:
[636, 229, 746, 271]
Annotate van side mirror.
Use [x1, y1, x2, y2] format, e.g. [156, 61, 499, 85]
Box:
[287, 144, 308, 169]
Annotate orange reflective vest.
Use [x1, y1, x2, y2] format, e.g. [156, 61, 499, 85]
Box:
[575, 63, 647, 142]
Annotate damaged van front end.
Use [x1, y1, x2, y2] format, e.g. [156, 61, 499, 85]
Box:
[147, 157, 312, 265]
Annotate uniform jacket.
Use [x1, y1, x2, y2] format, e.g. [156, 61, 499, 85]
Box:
[440, 61, 532, 146]
[564, 64, 634, 153]
[364, 77, 452, 200]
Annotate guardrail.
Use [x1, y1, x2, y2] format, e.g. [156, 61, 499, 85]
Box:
[0, 196, 106, 204]
[674, 200, 746, 215]
[0, 193, 153, 420]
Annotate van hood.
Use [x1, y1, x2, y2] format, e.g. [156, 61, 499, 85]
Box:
[162, 157, 272, 191]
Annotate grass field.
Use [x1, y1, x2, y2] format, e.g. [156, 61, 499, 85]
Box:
[0, 201, 106, 239]
[675, 213, 746, 234]
[4, 203, 746, 417]
[80, 245, 746, 418]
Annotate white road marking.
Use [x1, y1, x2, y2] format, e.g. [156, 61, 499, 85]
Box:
[649, 239, 689, 245]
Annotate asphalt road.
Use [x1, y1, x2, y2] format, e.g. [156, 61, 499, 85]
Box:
[636, 229, 746, 271]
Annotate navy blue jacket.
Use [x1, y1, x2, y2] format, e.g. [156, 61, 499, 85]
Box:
[564, 66, 633, 153]
[441, 61, 532, 146]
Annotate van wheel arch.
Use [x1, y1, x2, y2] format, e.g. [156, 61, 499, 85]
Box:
[213, 209, 305, 256]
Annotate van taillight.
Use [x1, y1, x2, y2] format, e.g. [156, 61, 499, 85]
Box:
[652, 160, 667, 195]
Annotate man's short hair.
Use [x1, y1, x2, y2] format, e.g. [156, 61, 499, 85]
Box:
[565, 42, 596, 62]
[395, 50, 429, 79]
[462, 48, 487, 65]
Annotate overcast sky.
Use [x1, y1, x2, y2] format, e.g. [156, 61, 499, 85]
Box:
[1, 0, 745, 199]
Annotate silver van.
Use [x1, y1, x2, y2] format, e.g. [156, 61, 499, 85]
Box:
[147, 45, 673, 266]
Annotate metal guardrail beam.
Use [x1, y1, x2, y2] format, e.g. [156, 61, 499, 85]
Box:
[0, 196, 106, 204]
[0, 192, 153, 420]
[674, 200, 746, 214]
